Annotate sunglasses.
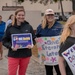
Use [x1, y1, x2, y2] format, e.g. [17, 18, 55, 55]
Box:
[46, 14, 54, 16]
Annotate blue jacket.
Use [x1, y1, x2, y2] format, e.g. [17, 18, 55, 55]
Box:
[36, 21, 63, 37]
[0, 21, 6, 37]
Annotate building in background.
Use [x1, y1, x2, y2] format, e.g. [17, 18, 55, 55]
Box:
[0, 0, 72, 13]
[0, 0, 72, 29]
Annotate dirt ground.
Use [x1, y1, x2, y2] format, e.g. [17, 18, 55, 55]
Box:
[32, 44, 38, 57]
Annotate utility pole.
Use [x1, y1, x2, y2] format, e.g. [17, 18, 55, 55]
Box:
[59, 0, 66, 21]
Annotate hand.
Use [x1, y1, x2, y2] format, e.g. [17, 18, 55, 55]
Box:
[11, 45, 19, 51]
[26, 44, 33, 49]
[35, 38, 37, 41]
[12, 48, 17, 51]
[11, 47, 18, 51]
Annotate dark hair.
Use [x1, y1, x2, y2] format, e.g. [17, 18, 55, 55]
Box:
[0, 15, 2, 18]
[15, 8, 25, 15]
[8, 14, 13, 20]
[12, 8, 25, 26]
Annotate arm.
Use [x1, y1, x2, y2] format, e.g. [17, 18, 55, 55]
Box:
[58, 56, 66, 75]
[5, 20, 12, 31]
[2, 26, 11, 49]
[36, 24, 41, 37]
[3, 26, 20, 51]
[30, 25, 36, 45]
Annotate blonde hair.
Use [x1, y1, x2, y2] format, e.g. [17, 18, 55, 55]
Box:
[12, 8, 25, 26]
[41, 14, 55, 29]
[41, 15, 47, 29]
[60, 15, 75, 43]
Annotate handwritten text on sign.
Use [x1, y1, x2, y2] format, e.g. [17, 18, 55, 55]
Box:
[36, 36, 60, 65]
[62, 44, 75, 75]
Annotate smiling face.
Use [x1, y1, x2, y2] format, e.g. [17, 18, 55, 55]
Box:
[46, 14, 55, 23]
[11, 15, 14, 20]
[16, 11, 25, 24]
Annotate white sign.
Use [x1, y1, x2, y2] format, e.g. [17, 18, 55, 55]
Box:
[36, 36, 60, 65]
[62, 44, 75, 75]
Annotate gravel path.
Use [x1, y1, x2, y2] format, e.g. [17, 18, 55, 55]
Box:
[0, 46, 56, 75]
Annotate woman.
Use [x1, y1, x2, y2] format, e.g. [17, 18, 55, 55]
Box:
[5, 14, 14, 58]
[36, 9, 62, 75]
[6, 14, 14, 30]
[59, 15, 75, 75]
[2, 9, 35, 75]
[0, 15, 5, 60]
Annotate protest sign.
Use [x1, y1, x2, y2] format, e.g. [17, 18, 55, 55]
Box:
[36, 36, 60, 65]
[62, 44, 75, 75]
[11, 33, 33, 49]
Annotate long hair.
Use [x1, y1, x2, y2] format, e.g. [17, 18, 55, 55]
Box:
[41, 14, 55, 29]
[8, 14, 13, 20]
[12, 8, 25, 26]
[0, 15, 2, 18]
[41, 15, 47, 29]
[60, 15, 75, 43]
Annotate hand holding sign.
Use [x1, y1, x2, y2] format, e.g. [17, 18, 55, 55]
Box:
[36, 36, 60, 65]
[26, 44, 33, 49]
[11, 33, 33, 49]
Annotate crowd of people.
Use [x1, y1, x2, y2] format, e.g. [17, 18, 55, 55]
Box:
[0, 8, 74, 75]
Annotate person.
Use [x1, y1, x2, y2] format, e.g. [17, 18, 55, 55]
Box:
[0, 15, 6, 60]
[5, 14, 14, 58]
[36, 9, 62, 75]
[58, 15, 75, 75]
[2, 9, 36, 75]
[5, 14, 14, 30]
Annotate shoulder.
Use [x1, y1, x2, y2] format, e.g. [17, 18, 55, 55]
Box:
[2, 21, 6, 24]
[7, 23, 12, 29]
[23, 21, 33, 29]
[55, 21, 62, 25]
[36, 24, 42, 32]
[24, 21, 32, 27]
[60, 37, 74, 52]
[5, 24, 13, 33]
[54, 21, 63, 28]
[6, 20, 12, 23]
[23, 21, 30, 26]
[59, 41, 68, 56]
[37, 24, 42, 29]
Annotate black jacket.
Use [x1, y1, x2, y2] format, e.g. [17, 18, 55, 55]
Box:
[59, 36, 74, 75]
[3, 21, 36, 58]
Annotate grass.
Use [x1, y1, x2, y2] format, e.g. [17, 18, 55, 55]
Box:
[59, 21, 66, 25]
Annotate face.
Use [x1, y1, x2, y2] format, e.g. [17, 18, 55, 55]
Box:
[16, 11, 25, 23]
[70, 23, 75, 31]
[46, 14, 55, 22]
[11, 15, 14, 20]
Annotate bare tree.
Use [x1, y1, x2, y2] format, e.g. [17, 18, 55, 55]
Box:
[18, 0, 74, 20]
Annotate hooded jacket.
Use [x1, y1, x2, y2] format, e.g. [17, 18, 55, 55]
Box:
[2, 21, 36, 58]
